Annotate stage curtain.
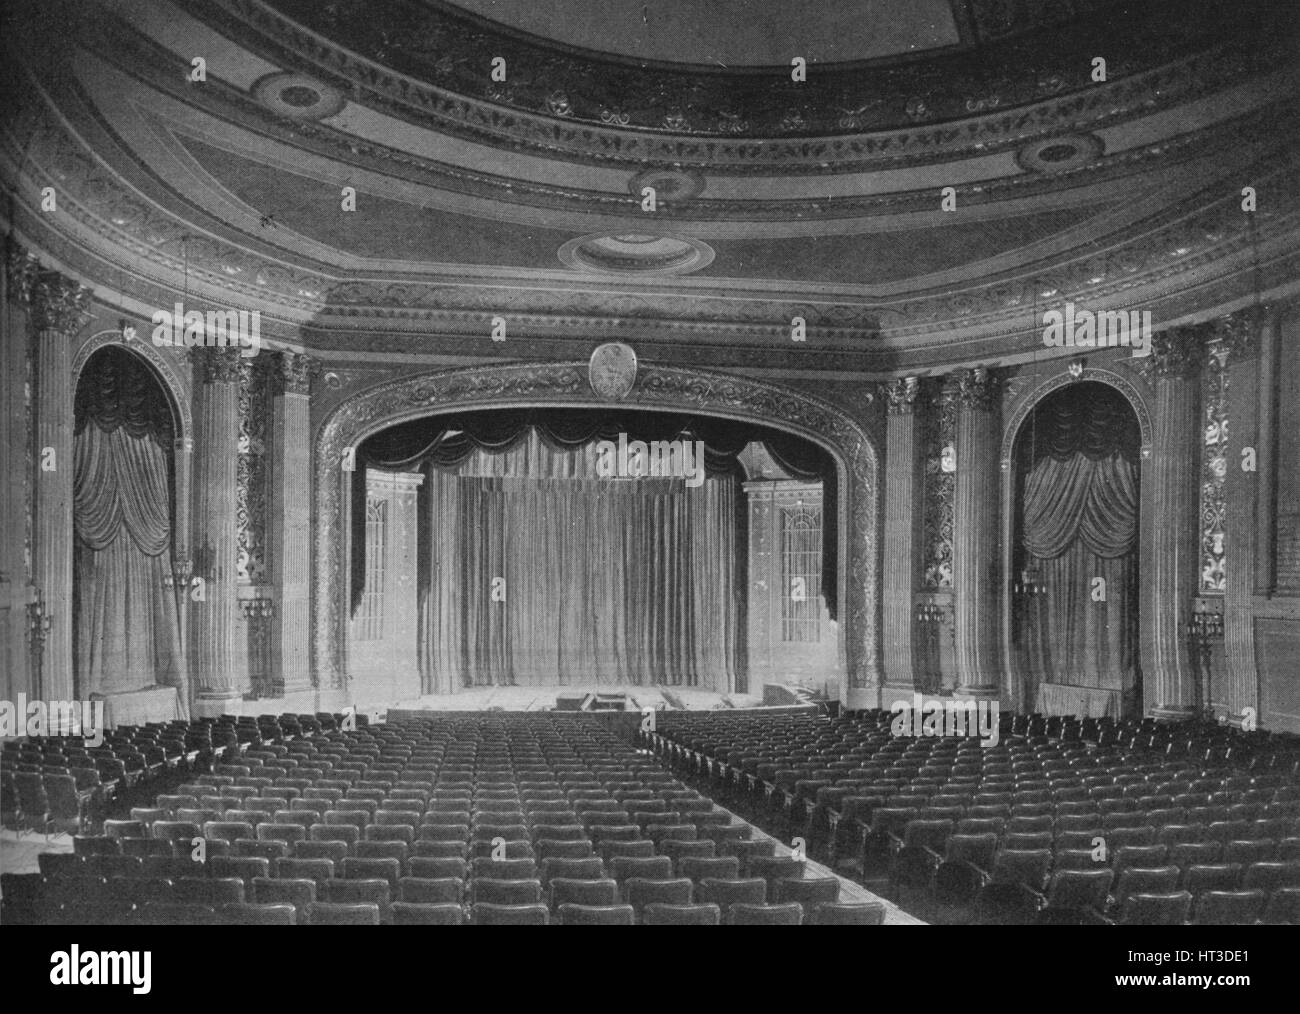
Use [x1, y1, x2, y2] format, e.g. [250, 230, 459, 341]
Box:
[416, 427, 743, 692]
[1018, 384, 1139, 701]
[73, 349, 184, 699]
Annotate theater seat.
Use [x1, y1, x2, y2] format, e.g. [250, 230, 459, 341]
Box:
[1193, 890, 1266, 925]
[728, 902, 803, 926]
[220, 903, 297, 925]
[472, 902, 549, 925]
[1118, 891, 1192, 926]
[809, 902, 887, 926]
[391, 902, 464, 925]
[307, 902, 381, 926]
[642, 903, 722, 925]
[557, 904, 635, 925]
[470, 878, 543, 906]
[1261, 887, 1300, 925]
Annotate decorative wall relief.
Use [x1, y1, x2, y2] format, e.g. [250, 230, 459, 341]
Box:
[1199, 341, 1230, 594]
[922, 379, 957, 590]
[236, 358, 270, 585]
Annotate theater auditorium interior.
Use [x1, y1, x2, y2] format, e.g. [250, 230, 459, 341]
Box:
[0, 0, 1298, 934]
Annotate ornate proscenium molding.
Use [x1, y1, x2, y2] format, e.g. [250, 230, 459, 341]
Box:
[312, 362, 881, 692]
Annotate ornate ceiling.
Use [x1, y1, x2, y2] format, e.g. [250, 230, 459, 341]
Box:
[1, 0, 1296, 376]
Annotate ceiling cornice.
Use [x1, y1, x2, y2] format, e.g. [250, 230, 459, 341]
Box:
[186, 0, 1293, 167]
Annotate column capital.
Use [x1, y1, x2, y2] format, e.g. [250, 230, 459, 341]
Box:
[1150, 325, 1209, 379]
[881, 376, 921, 415]
[1208, 309, 1261, 362]
[4, 239, 40, 306]
[193, 346, 244, 384]
[272, 350, 315, 396]
[954, 366, 999, 410]
[31, 271, 93, 333]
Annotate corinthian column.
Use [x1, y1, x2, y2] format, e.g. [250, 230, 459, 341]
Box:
[881, 377, 922, 696]
[192, 346, 249, 708]
[952, 367, 1001, 700]
[1145, 326, 1204, 719]
[270, 351, 314, 697]
[31, 271, 92, 705]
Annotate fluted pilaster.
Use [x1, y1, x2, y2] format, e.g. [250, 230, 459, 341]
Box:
[1146, 326, 1205, 719]
[270, 351, 314, 695]
[953, 367, 1001, 699]
[31, 270, 92, 703]
[192, 346, 248, 703]
[881, 377, 922, 694]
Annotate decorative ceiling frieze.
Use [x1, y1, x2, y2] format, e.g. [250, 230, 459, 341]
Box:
[222, 0, 1280, 144]
[179, 0, 1295, 170]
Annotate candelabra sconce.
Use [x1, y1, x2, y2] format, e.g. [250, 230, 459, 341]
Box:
[1012, 562, 1047, 598]
[26, 597, 50, 647]
[1186, 604, 1224, 716]
[914, 600, 945, 694]
[915, 602, 944, 625]
[242, 598, 275, 698]
[241, 599, 274, 620]
[26, 596, 50, 698]
[164, 556, 195, 590]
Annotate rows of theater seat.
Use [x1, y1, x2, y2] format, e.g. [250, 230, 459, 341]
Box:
[1, 712, 346, 837]
[647, 709, 1300, 925]
[3, 714, 884, 925]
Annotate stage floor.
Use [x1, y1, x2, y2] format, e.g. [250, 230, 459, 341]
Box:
[387, 684, 765, 713]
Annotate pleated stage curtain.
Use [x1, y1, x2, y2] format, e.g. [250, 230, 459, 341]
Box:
[73, 349, 184, 698]
[1018, 383, 1140, 707]
[418, 427, 743, 692]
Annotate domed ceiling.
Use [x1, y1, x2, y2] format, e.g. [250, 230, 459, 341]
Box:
[0, 0, 1296, 375]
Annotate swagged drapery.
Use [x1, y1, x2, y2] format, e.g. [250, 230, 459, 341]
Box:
[73, 348, 183, 696]
[355, 410, 835, 692]
[1017, 382, 1140, 702]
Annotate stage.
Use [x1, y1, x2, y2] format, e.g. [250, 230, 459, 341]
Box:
[387, 684, 765, 713]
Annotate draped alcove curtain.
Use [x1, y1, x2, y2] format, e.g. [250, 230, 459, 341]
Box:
[1018, 383, 1140, 699]
[355, 409, 836, 693]
[73, 348, 183, 696]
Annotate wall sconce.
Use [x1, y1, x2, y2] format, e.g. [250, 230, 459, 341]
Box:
[163, 556, 194, 590]
[119, 318, 137, 342]
[241, 599, 274, 620]
[915, 601, 944, 624]
[1013, 561, 1046, 597]
[1186, 610, 1224, 643]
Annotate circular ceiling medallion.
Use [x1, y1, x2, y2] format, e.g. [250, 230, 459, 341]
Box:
[252, 72, 347, 121]
[589, 343, 638, 401]
[627, 168, 705, 206]
[1016, 133, 1105, 172]
[559, 232, 715, 276]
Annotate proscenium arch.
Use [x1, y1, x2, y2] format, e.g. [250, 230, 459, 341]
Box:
[313, 361, 881, 698]
[997, 367, 1153, 711]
